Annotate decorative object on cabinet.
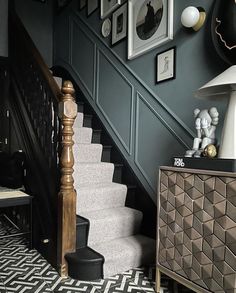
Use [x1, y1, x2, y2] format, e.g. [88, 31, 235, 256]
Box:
[185, 108, 219, 158]
[101, 18, 112, 38]
[211, 0, 236, 65]
[101, 0, 121, 19]
[87, 0, 98, 16]
[196, 65, 236, 160]
[128, 0, 173, 60]
[172, 156, 236, 172]
[156, 166, 236, 293]
[156, 47, 175, 83]
[181, 6, 206, 31]
[79, 0, 86, 10]
[112, 3, 128, 45]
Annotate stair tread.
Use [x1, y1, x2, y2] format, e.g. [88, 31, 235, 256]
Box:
[66, 247, 103, 263]
[90, 234, 155, 261]
[77, 181, 127, 190]
[74, 162, 114, 167]
[80, 206, 142, 221]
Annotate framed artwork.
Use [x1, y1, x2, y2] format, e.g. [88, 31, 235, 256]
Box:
[112, 3, 128, 45]
[156, 47, 176, 83]
[79, 0, 86, 10]
[128, 0, 173, 60]
[87, 0, 98, 16]
[101, 0, 121, 19]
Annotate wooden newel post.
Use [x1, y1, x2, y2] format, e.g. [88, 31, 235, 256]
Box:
[58, 80, 77, 277]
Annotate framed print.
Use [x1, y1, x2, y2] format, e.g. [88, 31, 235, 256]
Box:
[87, 0, 98, 16]
[128, 0, 173, 60]
[112, 3, 128, 45]
[156, 47, 175, 83]
[101, 0, 121, 19]
[79, 0, 86, 10]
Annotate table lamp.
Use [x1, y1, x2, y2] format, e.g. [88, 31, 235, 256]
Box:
[195, 65, 236, 159]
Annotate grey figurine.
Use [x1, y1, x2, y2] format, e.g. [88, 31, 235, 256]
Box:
[185, 107, 219, 158]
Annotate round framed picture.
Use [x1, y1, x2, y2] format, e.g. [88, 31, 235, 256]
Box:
[102, 18, 112, 37]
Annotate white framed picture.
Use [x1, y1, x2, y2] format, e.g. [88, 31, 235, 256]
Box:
[156, 47, 176, 83]
[87, 0, 98, 16]
[128, 0, 173, 60]
[101, 0, 121, 19]
[112, 3, 128, 45]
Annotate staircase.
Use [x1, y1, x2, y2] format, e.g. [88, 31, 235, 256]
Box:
[60, 83, 156, 280]
[8, 6, 156, 279]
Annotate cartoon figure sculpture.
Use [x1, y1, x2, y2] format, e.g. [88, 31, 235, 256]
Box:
[185, 107, 219, 157]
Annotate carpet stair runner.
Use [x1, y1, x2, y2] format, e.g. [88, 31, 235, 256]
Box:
[55, 75, 155, 280]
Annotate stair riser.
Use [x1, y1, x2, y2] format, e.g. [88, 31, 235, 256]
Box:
[92, 130, 101, 144]
[113, 165, 123, 183]
[83, 115, 92, 128]
[74, 113, 84, 128]
[76, 223, 89, 249]
[74, 144, 102, 163]
[77, 103, 84, 113]
[77, 185, 127, 213]
[87, 212, 142, 246]
[68, 261, 103, 281]
[74, 163, 114, 185]
[103, 250, 154, 278]
[74, 128, 92, 144]
[101, 146, 112, 162]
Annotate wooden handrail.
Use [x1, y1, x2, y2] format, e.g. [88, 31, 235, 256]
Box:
[58, 81, 77, 277]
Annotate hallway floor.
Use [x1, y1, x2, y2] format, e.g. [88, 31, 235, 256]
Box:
[0, 236, 193, 293]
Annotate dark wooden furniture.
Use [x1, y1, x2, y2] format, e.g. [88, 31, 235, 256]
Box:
[156, 166, 236, 293]
[0, 189, 32, 246]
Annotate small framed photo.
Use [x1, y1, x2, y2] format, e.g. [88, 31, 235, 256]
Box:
[79, 0, 86, 10]
[112, 3, 127, 45]
[156, 47, 176, 83]
[87, 0, 98, 16]
[101, 0, 121, 19]
[128, 0, 173, 60]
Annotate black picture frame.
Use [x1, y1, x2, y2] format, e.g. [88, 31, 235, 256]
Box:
[156, 47, 176, 84]
[111, 3, 128, 46]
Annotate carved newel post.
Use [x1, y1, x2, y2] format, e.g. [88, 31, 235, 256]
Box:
[58, 80, 77, 277]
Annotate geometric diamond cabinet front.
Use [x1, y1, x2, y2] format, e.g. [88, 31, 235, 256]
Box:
[157, 167, 236, 293]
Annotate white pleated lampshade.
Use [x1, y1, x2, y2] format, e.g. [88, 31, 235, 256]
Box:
[195, 65, 236, 97]
[195, 65, 236, 159]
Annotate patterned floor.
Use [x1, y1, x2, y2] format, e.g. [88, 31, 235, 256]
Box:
[0, 226, 193, 292]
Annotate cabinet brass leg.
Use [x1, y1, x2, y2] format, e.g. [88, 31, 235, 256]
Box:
[155, 268, 161, 293]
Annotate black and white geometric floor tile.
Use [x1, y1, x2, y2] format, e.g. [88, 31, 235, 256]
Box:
[0, 235, 193, 293]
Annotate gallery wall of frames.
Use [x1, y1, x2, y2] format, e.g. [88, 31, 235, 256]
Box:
[78, 0, 174, 81]
[54, 0, 227, 200]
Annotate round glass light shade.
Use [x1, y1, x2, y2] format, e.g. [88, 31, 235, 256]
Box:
[181, 6, 200, 28]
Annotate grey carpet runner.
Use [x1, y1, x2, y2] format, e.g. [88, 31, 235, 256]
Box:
[73, 112, 155, 278]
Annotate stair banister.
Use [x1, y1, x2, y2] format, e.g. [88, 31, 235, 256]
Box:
[58, 81, 77, 277]
[9, 8, 78, 276]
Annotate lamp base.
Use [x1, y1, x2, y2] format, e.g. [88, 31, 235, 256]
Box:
[219, 91, 236, 159]
[173, 156, 236, 172]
